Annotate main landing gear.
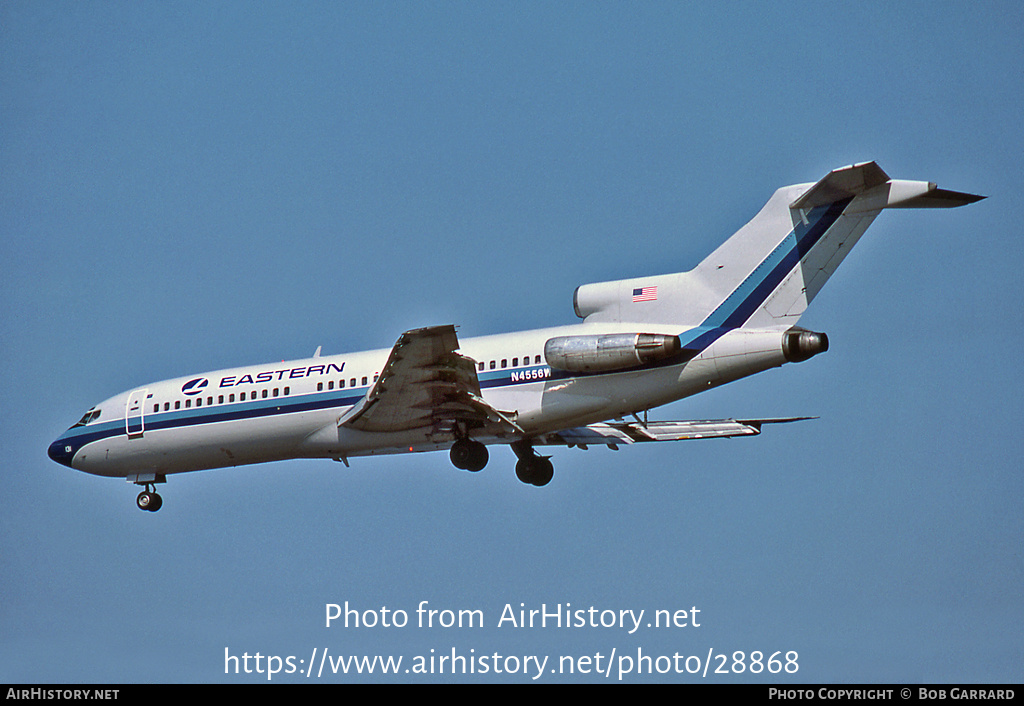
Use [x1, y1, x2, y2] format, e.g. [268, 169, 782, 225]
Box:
[449, 438, 553, 485]
[511, 441, 554, 487]
[450, 438, 489, 472]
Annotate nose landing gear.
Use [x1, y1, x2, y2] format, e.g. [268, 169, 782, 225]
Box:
[130, 474, 166, 512]
[136, 486, 163, 512]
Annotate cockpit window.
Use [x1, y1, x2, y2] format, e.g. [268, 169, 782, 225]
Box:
[71, 408, 101, 428]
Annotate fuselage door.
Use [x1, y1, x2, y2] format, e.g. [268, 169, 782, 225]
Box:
[126, 388, 149, 438]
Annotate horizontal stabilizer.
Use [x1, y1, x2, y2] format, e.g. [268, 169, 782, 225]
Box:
[792, 162, 985, 211]
[882, 184, 985, 209]
[533, 417, 813, 448]
[790, 162, 891, 210]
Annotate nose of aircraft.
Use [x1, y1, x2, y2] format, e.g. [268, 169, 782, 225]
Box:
[47, 437, 76, 468]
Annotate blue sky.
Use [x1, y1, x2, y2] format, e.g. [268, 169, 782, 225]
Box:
[2, 1, 1021, 683]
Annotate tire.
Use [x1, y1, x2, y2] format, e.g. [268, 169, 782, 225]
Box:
[530, 457, 554, 487]
[515, 459, 536, 485]
[452, 439, 488, 472]
[450, 439, 473, 469]
[136, 491, 163, 512]
[465, 443, 488, 472]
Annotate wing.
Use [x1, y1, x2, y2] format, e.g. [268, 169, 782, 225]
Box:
[531, 417, 813, 450]
[338, 325, 523, 439]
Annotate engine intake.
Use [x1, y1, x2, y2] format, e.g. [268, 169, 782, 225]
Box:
[783, 328, 829, 362]
[545, 333, 682, 373]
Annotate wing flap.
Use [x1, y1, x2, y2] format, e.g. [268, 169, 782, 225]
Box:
[338, 325, 522, 437]
[533, 417, 813, 448]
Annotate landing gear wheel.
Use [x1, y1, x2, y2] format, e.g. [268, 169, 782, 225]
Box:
[465, 443, 488, 472]
[515, 459, 534, 484]
[450, 439, 472, 469]
[136, 491, 163, 512]
[511, 440, 555, 487]
[530, 457, 553, 487]
[450, 439, 489, 472]
[515, 456, 553, 486]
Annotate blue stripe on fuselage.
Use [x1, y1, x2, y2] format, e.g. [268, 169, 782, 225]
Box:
[679, 197, 852, 352]
[51, 388, 371, 462]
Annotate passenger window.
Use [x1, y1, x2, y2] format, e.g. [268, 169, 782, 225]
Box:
[373, 374, 378, 382]
[175, 401, 181, 410]
[489, 361, 496, 370]
[153, 404, 159, 413]
[535, 355, 541, 364]
[501, 359, 507, 368]
[284, 386, 289, 395]
[218, 395, 224, 404]
[339, 379, 345, 388]
[185, 399, 191, 408]
[164, 402, 170, 411]
[350, 378, 356, 387]
[262, 389, 268, 399]
[273, 388, 279, 397]
[240, 392, 246, 401]
[478, 362, 484, 371]
[361, 376, 367, 386]
[512, 357, 518, 367]
[229, 394, 235, 403]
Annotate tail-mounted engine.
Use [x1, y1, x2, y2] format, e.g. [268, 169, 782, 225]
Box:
[782, 328, 829, 362]
[545, 333, 682, 373]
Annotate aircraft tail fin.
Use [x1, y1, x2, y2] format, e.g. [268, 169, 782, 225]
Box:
[573, 162, 984, 330]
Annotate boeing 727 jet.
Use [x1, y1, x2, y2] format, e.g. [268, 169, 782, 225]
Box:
[48, 162, 983, 511]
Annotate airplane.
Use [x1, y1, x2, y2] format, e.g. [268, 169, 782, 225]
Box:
[47, 162, 984, 511]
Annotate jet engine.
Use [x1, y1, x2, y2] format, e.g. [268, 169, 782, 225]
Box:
[782, 328, 829, 362]
[544, 333, 682, 373]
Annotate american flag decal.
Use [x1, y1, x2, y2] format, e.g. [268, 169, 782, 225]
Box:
[632, 286, 657, 302]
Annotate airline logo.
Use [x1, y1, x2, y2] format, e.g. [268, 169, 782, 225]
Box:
[218, 362, 346, 389]
[182, 378, 209, 396]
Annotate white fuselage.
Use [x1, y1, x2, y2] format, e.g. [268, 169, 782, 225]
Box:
[49, 321, 791, 479]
